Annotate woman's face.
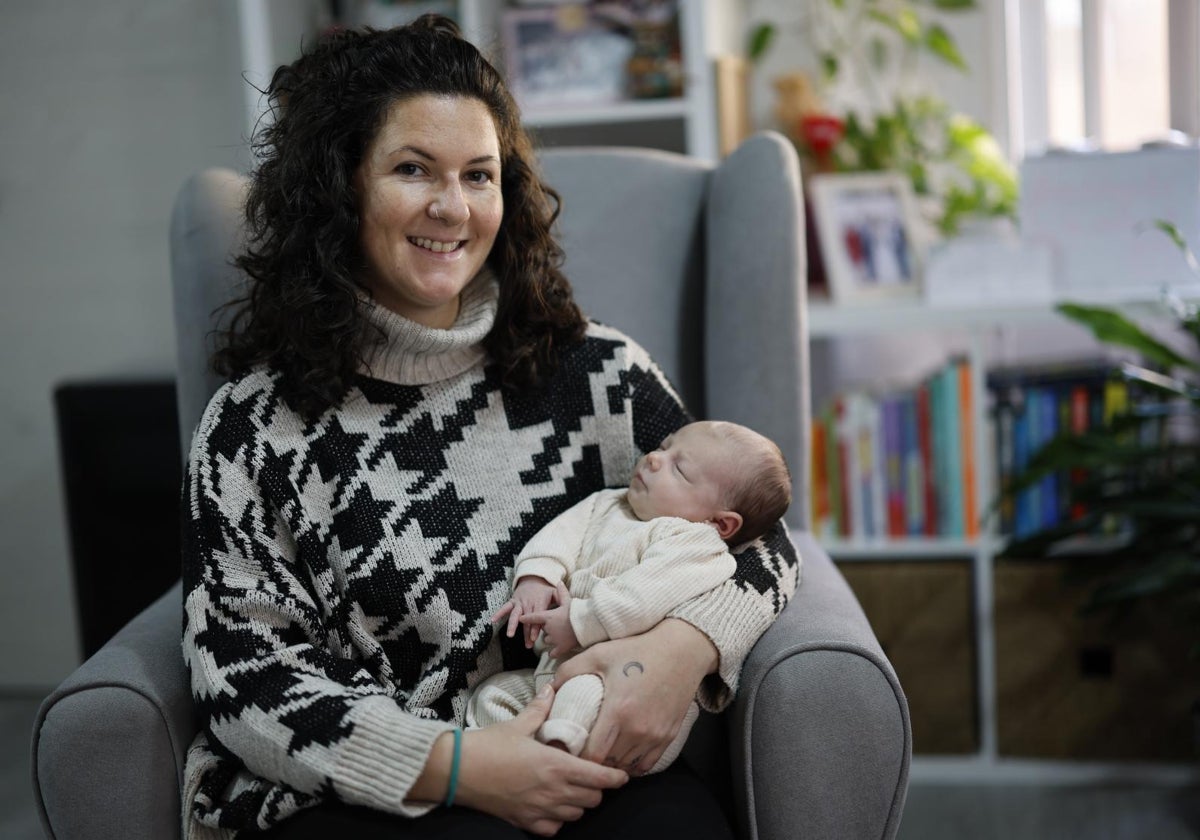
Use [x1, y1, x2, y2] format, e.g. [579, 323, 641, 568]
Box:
[355, 94, 503, 328]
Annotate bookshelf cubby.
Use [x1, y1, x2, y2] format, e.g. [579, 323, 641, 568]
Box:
[809, 299, 1200, 783]
[240, 0, 744, 162]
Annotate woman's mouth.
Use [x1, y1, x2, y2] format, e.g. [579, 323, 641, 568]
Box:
[408, 236, 464, 253]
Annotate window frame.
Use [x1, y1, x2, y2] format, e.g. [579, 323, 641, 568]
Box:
[993, 0, 1200, 160]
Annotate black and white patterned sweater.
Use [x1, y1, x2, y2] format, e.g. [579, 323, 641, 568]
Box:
[181, 276, 800, 839]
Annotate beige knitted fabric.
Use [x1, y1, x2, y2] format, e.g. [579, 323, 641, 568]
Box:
[513, 488, 736, 649]
[465, 487, 735, 771]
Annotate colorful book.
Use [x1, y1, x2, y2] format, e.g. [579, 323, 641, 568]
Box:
[882, 395, 906, 538]
[810, 414, 833, 538]
[957, 358, 979, 540]
[916, 380, 937, 536]
[900, 391, 925, 536]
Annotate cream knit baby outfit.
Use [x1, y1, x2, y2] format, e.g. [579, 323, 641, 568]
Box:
[467, 487, 735, 771]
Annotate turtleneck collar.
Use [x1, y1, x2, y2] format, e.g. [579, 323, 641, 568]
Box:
[359, 267, 499, 386]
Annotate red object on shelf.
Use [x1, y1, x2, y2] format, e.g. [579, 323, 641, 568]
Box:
[799, 114, 845, 172]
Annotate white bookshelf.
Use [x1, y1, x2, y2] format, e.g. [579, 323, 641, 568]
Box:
[810, 298, 1200, 785]
[237, 0, 740, 162]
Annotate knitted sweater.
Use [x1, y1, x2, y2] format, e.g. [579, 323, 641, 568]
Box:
[181, 274, 800, 838]
[514, 488, 736, 649]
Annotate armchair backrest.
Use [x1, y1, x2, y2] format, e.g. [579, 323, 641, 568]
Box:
[169, 133, 809, 527]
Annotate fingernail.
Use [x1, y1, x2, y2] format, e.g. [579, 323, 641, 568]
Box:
[539, 684, 553, 698]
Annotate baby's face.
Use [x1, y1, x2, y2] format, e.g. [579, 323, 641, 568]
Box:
[626, 423, 738, 523]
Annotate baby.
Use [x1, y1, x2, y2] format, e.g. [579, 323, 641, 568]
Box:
[467, 420, 791, 773]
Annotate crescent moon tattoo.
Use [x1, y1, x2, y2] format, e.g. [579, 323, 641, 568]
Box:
[622, 661, 645, 677]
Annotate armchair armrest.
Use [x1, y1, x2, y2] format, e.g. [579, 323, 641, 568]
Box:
[32, 581, 195, 840]
[730, 533, 911, 840]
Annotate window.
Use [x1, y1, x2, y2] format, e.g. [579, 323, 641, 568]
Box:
[1002, 0, 1198, 158]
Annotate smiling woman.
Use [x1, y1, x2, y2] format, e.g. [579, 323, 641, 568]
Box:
[181, 14, 798, 840]
[355, 96, 503, 328]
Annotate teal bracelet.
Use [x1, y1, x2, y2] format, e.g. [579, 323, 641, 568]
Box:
[444, 728, 462, 808]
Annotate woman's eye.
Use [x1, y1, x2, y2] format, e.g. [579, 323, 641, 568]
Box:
[465, 170, 494, 184]
[395, 162, 422, 176]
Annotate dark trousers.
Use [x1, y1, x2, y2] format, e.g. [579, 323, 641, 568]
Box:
[254, 763, 735, 839]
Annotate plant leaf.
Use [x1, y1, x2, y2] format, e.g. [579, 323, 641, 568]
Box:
[747, 22, 776, 63]
[1140, 219, 1200, 277]
[868, 9, 922, 45]
[821, 52, 839, 82]
[924, 23, 968, 71]
[930, 0, 978, 8]
[1056, 303, 1197, 370]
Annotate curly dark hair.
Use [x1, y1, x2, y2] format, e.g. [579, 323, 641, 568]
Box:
[214, 15, 586, 417]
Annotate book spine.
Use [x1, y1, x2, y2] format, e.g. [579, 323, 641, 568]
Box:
[937, 363, 964, 538]
[828, 400, 847, 538]
[1037, 385, 1060, 531]
[916, 380, 937, 536]
[811, 414, 832, 538]
[882, 395, 906, 538]
[1012, 388, 1033, 538]
[901, 391, 925, 536]
[957, 358, 979, 540]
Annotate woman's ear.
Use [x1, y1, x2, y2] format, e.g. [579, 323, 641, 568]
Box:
[711, 510, 743, 541]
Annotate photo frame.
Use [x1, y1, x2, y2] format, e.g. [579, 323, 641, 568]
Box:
[809, 172, 923, 305]
[501, 5, 635, 110]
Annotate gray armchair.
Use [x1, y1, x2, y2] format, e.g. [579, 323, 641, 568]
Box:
[32, 132, 910, 839]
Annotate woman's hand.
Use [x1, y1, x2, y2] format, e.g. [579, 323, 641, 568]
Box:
[456, 685, 629, 836]
[551, 618, 717, 776]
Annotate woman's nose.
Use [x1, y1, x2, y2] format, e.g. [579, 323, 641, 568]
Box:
[429, 180, 469, 225]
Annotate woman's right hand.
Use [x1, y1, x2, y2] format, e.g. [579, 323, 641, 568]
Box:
[457, 684, 628, 836]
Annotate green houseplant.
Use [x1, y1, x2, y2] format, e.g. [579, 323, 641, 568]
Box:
[998, 222, 1200, 658]
[749, 0, 1016, 236]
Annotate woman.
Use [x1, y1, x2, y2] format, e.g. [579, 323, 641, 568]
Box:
[181, 15, 798, 840]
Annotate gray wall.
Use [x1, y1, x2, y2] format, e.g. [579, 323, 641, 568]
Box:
[0, 0, 247, 690]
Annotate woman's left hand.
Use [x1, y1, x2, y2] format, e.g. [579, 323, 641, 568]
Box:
[550, 618, 717, 776]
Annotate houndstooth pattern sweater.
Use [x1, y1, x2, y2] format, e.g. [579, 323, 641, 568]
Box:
[181, 274, 800, 838]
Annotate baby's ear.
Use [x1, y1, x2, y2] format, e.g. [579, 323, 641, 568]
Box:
[711, 510, 743, 541]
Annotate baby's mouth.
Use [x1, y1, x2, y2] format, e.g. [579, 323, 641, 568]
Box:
[408, 237, 464, 253]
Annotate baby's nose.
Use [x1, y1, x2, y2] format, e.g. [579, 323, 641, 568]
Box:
[645, 451, 661, 470]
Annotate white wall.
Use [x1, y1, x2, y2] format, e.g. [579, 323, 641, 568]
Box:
[0, 0, 247, 690]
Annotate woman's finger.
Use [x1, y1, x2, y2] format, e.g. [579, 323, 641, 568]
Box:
[527, 819, 563, 838]
[512, 684, 555, 735]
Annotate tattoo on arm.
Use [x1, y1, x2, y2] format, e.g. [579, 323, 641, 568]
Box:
[622, 661, 644, 677]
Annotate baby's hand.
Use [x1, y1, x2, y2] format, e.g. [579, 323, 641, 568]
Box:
[520, 583, 580, 659]
[491, 575, 557, 647]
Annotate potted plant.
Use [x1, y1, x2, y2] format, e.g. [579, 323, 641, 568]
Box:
[749, 0, 1016, 236]
[997, 222, 1200, 754]
[998, 223, 1199, 631]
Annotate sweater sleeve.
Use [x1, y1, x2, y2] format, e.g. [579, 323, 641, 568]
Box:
[622, 340, 802, 712]
[182, 388, 453, 825]
[569, 523, 736, 648]
[511, 491, 600, 588]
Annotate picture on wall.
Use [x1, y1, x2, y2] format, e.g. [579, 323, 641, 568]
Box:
[809, 172, 923, 304]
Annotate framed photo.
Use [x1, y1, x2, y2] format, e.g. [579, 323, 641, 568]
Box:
[501, 5, 635, 110]
[809, 172, 923, 304]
